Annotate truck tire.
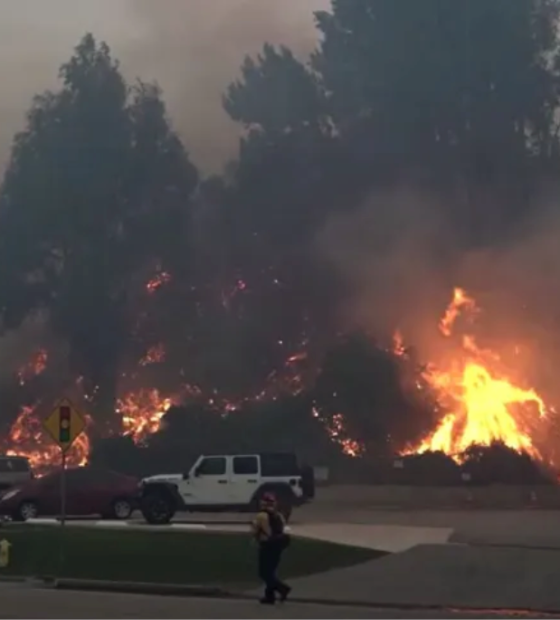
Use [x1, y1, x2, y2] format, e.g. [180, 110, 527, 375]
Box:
[141, 489, 176, 525]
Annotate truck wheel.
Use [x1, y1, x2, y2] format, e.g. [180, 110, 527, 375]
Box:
[141, 491, 175, 525]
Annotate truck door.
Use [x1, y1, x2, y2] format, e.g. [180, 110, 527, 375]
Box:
[187, 456, 229, 506]
[229, 455, 260, 505]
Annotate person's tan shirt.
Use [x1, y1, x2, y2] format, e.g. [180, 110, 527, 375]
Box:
[252, 510, 285, 543]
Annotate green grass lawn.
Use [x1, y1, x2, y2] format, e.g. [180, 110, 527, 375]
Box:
[0, 526, 384, 586]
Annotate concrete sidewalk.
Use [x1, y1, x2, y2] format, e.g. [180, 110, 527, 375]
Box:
[268, 543, 560, 612]
[208, 522, 453, 552]
[293, 523, 453, 552]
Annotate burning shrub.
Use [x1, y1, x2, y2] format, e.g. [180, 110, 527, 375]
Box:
[111, 395, 336, 474]
[460, 442, 555, 485]
[313, 333, 440, 456]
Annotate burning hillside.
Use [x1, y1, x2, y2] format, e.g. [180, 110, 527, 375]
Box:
[1, 283, 557, 475]
[0, 334, 315, 474]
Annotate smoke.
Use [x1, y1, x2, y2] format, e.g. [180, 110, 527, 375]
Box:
[0, 0, 327, 175]
[124, 0, 328, 172]
[455, 198, 560, 398]
[317, 184, 560, 400]
[316, 187, 459, 350]
[0, 317, 69, 389]
[0, 0, 137, 175]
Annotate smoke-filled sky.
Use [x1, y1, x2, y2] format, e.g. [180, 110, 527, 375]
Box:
[0, 0, 327, 174]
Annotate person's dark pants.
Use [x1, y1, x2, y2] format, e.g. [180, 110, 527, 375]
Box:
[258, 541, 289, 602]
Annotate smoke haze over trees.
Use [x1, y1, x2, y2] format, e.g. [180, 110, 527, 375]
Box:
[1, 0, 560, 468]
[0, 0, 326, 173]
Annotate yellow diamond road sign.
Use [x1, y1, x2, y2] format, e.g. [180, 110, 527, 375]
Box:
[43, 398, 86, 452]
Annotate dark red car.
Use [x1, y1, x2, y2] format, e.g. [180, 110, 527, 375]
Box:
[0, 467, 140, 521]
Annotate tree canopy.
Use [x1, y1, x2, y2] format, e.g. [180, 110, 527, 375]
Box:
[0, 34, 198, 425]
[2, 1, 560, 465]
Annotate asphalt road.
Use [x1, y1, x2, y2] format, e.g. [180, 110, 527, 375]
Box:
[0, 585, 555, 619]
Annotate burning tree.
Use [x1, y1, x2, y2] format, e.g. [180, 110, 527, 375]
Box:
[0, 35, 198, 429]
[312, 333, 440, 457]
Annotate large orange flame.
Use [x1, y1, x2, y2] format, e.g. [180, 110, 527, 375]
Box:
[407, 287, 548, 461]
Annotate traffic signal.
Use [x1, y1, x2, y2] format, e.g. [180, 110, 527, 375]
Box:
[59, 406, 71, 443]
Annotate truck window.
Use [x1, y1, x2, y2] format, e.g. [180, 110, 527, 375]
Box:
[233, 456, 258, 475]
[260, 453, 298, 477]
[196, 457, 226, 476]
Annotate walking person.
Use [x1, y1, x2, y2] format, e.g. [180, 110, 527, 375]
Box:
[252, 492, 291, 605]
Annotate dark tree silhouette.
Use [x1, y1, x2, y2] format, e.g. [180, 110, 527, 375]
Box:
[0, 35, 198, 428]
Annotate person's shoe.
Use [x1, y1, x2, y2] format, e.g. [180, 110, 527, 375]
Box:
[259, 597, 275, 605]
[279, 585, 292, 602]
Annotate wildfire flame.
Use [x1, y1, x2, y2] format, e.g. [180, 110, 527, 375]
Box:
[117, 388, 174, 443]
[5, 284, 551, 473]
[406, 287, 548, 462]
[6, 404, 90, 475]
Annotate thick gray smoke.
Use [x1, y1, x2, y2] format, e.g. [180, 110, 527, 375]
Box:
[317, 186, 560, 405]
[316, 188, 457, 352]
[0, 0, 327, 174]
[0, 0, 327, 377]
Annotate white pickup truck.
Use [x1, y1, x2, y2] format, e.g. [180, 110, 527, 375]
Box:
[139, 452, 315, 525]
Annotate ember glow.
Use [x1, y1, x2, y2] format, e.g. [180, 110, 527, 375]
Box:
[146, 270, 171, 294]
[312, 406, 364, 457]
[139, 343, 166, 366]
[221, 278, 247, 309]
[405, 287, 548, 462]
[17, 349, 47, 385]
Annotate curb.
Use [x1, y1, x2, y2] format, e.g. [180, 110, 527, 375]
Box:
[46, 578, 560, 616]
[52, 578, 231, 598]
[23, 519, 208, 531]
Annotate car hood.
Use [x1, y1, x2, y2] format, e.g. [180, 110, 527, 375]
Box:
[142, 474, 184, 484]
